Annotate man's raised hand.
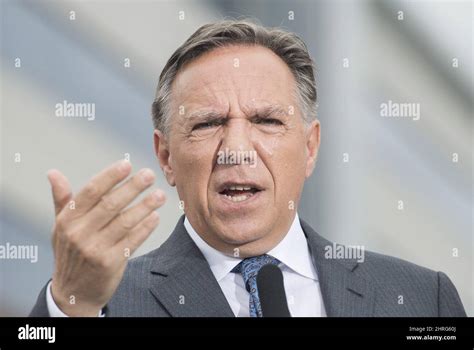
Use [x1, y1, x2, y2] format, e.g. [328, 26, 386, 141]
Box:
[48, 160, 166, 316]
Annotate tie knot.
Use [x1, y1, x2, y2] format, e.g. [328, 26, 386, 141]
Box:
[233, 254, 280, 293]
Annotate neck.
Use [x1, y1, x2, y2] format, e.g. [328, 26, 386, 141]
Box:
[185, 212, 298, 258]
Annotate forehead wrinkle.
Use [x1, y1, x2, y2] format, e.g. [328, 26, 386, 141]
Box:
[173, 87, 230, 123]
[239, 102, 288, 118]
[177, 69, 280, 106]
[185, 109, 225, 122]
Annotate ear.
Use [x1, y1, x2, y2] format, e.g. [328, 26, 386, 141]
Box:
[304, 119, 321, 178]
[154, 130, 176, 187]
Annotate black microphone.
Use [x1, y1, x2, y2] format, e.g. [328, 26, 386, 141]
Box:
[256, 264, 291, 317]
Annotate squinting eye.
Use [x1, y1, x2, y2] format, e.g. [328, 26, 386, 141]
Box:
[192, 121, 220, 131]
[255, 118, 283, 126]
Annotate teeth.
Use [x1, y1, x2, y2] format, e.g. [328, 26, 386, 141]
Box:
[223, 193, 254, 202]
[228, 185, 253, 191]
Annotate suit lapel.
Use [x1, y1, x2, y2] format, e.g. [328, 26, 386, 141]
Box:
[149, 216, 234, 317]
[148, 215, 374, 317]
[301, 219, 375, 317]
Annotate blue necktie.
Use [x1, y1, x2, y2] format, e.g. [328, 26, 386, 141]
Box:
[232, 254, 281, 317]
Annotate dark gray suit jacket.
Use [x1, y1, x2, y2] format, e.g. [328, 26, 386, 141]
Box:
[30, 215, 466, 317]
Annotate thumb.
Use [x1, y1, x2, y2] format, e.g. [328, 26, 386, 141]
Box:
[47, 169, 72, 215]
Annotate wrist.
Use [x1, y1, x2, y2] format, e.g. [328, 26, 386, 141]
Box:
[50, 282, 102, 317]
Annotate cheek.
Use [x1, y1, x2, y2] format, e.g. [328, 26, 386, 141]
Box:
[173, 139, 218, 197]
[254, 135, 281, 158]
[255, 131, 306, 166]
[256, 135, 307, 189]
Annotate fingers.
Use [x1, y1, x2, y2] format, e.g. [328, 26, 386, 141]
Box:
[82, 168, 156, 230]
[101, 189, 166, 244]
[113, 211, 161, 257]
[66, 160, 132, 219]
[47, 169, 73, 216]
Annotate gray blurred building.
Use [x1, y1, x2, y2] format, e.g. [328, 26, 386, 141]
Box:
[1, 0, 472, 316]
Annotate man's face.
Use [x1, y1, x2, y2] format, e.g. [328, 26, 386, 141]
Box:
[155, 45, 320, 256]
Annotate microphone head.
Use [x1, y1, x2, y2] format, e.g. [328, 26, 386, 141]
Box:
[256, 264, 291, 317]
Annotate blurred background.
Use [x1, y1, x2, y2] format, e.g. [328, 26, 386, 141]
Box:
[1, 0, 472, 316]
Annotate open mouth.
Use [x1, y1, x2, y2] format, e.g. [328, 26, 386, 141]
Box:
[218, 184, 263, 203]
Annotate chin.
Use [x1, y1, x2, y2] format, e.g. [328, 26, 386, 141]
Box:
[213, 217, 271, 246]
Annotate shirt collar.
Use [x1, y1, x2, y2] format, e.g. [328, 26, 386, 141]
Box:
[267, 213, 318, 281]
[184, 217, 241, 281]
[184, 213, 318, 282]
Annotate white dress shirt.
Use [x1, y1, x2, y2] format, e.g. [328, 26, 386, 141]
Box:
[184, 213, 326, 317]
[47, 213, 326, 317]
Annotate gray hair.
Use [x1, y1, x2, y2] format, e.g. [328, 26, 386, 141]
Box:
[152, 19, 317, 134]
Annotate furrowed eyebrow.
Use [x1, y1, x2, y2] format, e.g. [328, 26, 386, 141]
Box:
[252, 105, 288, 118]
[185, 104, 288, 122]
[185, 110, 225, 123]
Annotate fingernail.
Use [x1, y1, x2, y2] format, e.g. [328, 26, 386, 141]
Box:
[140, 168, 155, 184]
[150, 211, 159, 222]
[119, 160, 131, 173]
[152, 189, 165, 202]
